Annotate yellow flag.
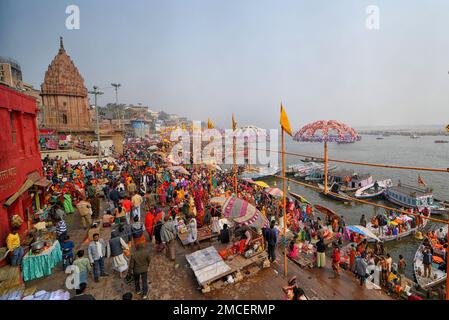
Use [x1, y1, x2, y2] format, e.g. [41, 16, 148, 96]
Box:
[182, 123, 186, 131]
[280, 103, 292, 136]
[232, 114, 237, 131]
[207, 118, 214, 129]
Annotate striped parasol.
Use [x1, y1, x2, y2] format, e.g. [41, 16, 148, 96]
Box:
[265, 187, 284, 198]
[222, 197, 269, 229]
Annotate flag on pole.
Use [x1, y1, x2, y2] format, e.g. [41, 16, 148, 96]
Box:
[232, 114, 237, 131]
[418, 175, 427, 187]
[207, 118, 214, 129]
[182, 123, 186, 131]
[280, 103, 292, 136]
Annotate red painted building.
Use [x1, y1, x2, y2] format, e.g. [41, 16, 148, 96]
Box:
[0, 84, 44, 246]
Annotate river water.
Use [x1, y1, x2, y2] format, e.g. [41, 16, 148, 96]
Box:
[261, 134, 449, 279]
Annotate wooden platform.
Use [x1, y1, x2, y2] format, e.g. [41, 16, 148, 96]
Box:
[186, 245, 269, 292]
[289, 253, 314, 269]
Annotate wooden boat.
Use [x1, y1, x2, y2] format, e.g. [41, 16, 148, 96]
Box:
[328, 170, 373, 192]
[301, 157, 324, 163]
[287, 162, 321, 175]
[318, 183, 352, 202]
[434, 140, 449, 144]
[366, 211, 430, 243]
[413, 226, 447, 289]
[314, 204, 341, 221]
[354, 179, 392, 199]
[289, 192, 311, 205]
[376, 137, 384, 140]
[239, 165, 279, 180]
[294, 164, 336, 179]
[384, 184, 448, 215]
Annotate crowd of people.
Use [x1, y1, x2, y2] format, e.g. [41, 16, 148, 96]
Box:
[6, 138, 433, 300]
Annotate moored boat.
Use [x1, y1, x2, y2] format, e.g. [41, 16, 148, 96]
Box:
[354, 179, 393, 199]
[365, 209, 430, 243]
[289, 192, 311, 205]
[318, 182, 352, 202]
[314, 204, 341, 221]
[413, 225, 447, 289]
[384, 184, 448, 215]
[328, 170, 373, 192]
[239, 165, 279, 180]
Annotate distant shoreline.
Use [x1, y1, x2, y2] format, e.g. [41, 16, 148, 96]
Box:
[359, 131, 449, 136]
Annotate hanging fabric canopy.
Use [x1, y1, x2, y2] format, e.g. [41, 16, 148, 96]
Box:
[265, 187, 283, 198]
[222, 197, 269, 229]
[346, 225, 381, 242]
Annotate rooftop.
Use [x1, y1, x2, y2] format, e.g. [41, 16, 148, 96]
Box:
[389, 184, 432, 197]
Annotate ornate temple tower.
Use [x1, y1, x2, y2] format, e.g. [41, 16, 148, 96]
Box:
[40, 37, 91, 130]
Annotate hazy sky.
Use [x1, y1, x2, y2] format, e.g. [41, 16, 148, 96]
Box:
[2, 0, 449, 130]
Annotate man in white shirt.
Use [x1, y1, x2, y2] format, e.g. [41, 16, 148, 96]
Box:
[88, 233, 109, 282]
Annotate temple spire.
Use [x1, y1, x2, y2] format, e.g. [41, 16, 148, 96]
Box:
[59, 36, 64, 50]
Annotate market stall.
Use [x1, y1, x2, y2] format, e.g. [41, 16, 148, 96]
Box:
[21, 227, 61, 282]
[185, 197, 270, 292]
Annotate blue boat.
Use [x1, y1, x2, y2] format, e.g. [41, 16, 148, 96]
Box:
[384, 184, 448, 215]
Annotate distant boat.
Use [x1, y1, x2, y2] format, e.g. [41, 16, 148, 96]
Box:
[301, 157, 324, 163]
[337, 140, 355, 144]
[376, 137, 384, 140]
[384, 184, 448, 215]
[434, 140, 449, 143]
[410, 134, 420, 139]
[239, 165, 279, 180]
[354, 179, 393, 199]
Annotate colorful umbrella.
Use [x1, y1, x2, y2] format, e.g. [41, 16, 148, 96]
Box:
[293, 120, 360, 194]
[265, 187, 284, 198]
[252, 181, 270, 188]
[222, 197, 269, 229]
[346, 225, 381, 242]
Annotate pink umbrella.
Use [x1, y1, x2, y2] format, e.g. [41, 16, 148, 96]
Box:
[222, 197, 269, 229]
[293, 120, 360, 194]
[265, 187, 284, 198]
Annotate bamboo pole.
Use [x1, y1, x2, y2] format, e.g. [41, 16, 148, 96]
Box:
[233, 135, 237, 196]
[447, 217, 449, 300]
[282, 128, 287, 276]
[324, 141, 328, 194]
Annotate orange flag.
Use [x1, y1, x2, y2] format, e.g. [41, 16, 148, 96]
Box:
[280, 103, 292, 136]
[207, 118, 214, 129]
[232, 114, 237, 131]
